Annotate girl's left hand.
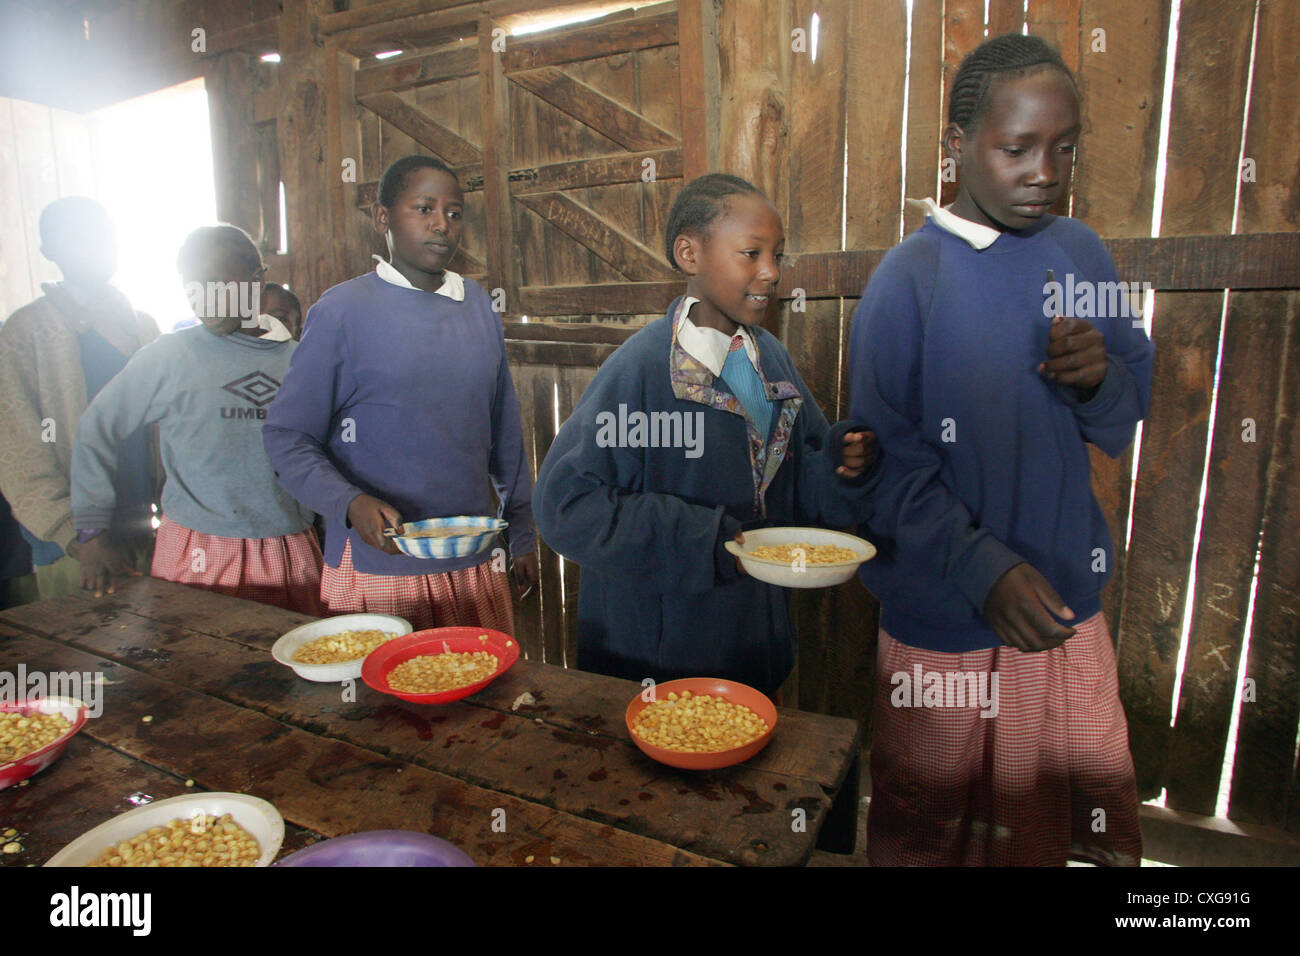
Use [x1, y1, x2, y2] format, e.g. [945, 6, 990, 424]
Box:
[1041, 317, 1107, 390]
[512, 552, 539, 597]
[838, 430, 878, 478]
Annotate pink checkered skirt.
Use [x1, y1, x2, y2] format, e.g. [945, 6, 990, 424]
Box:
[866, 612, 1142, 866]
[151, 516, 323, 615]
[320, 538, 514, 633]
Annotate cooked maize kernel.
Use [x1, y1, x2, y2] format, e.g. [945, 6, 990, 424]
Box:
[632, 690, 768, 753]
[0, 711, 72, 763]
[387, 651, 498, 694]
[87, 813, 260, 867]
[293, 629, 398, 664]
[748, 543, 858, 565]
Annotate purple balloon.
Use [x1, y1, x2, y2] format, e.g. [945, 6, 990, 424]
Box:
[276, 830, 476, 867]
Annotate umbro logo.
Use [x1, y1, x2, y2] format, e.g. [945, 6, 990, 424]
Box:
[221, 371, 281, 408]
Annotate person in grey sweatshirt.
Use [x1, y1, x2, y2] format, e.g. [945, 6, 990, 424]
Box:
[70, 225, 322, 613]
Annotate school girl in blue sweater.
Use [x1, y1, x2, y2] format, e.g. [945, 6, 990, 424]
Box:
[848, 34, 1154, 866]
[535, 174, 880, 697]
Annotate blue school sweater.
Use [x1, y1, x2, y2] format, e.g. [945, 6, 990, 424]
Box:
[534, 299, 881, 696]
[262, 272, 535, 575]
[848, 214, 1153, 652]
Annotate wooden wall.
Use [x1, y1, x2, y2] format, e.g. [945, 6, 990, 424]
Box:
[21, 0, 1299, 834]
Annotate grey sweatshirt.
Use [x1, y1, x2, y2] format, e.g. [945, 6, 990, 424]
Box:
[72, 325, 314, 539]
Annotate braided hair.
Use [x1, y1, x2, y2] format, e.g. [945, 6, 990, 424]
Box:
[948, 33, 1077, 132]
[664, 173, 763, 271]
[378, 154, 458, 208]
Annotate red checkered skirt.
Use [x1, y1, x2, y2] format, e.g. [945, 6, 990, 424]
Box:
[866, 612, 1142, 866]
[320, 539, 514, 633]
[151, 516, 323, 615]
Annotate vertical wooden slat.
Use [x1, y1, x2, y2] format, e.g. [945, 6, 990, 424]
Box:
[206, 52, 263, 237]
[480, 16, 517, 306]
[716, 0, 789, 205]
[987, 0, 1024, 38]
[940, 0, 986, 207]
[1226, 0, 1300, 830]
[531, 371, 564, 664]
[677, 0, 718, 179]
[509, 363, 543, 660]
[1071, 0, 1169, 635]
[904, 0, 944, 235]
[1118, 0, 1255, 801]
[277, 0, 334, 305]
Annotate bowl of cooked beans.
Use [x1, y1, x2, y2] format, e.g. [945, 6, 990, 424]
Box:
[0, 697, 88, 790]
[271, 613, 413, 682]
[724, 526, 876, 588]
[45, 792, 283, 867]
[361, 627, 520, 705]
[384, 516, 508, 559]
[625, 678, 777, 770]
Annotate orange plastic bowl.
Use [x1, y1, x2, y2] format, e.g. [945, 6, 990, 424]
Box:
[0, 697, 89, 789]
[624, 678, 777, 771]
[361, 627, 520, 705]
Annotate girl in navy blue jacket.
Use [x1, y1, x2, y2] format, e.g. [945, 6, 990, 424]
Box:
[534, 174, 879, 697]
[849, 34, 1152, 866]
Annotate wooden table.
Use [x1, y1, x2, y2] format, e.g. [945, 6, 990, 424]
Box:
[0, 578, 861, 867]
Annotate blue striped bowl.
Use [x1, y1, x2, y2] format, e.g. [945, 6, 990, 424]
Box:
[389, 516, 508, 559]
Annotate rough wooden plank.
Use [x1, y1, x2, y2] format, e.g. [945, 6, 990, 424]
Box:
[531, 370, 566, 664]
[571, 52, 654, 287]
[518, 281, 682, 315]
[676, 0, 718, 178]
[716, 0, 788, 206]
[987, 0, 1024, 38]
[358, 91, 483, 166]
[511, 148, 682, 194]
[904, 0, 944, 234]
[1228, 300, 1300, 830]
[1164, 294, 1287, 813]
[940, 0, 986, 207]
[515, 190, 676, 280]
[1118, 0, 1254, 801]
[1072, 0, 1170, 634]
[480, 15, 519, 307]
[504, 321, 637, 344]
[277, 0, 335, 305]
[506, 340, 618, 366]
[0, 627, 719, 866]
[503, 8, 677, 71]
[0, 735, 322, 866]
[508, 365, 544, 660]
[354, 43, 479, 98]
[510, 66, 679, 151]
[1225, 0, 1300, 831]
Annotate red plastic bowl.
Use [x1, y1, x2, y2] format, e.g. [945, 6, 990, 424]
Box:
[0, 697, 89, 789]
[361, 627, 520, 705]
[625, 678, 777, 770]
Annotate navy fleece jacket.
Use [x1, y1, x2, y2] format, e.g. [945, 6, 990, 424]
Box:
[534, 299, 881, 696]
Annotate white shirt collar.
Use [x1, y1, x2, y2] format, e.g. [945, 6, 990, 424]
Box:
[907, 197, 1002, 250]
[255, 313, 293, 341]
[372, 255, 466, 301]
[674, 296, 760, 377]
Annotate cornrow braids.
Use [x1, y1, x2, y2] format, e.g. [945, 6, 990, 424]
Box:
[948, 33, 1077, 132]
[378, 154, 458, 208]
[664, 173, 763, 271]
